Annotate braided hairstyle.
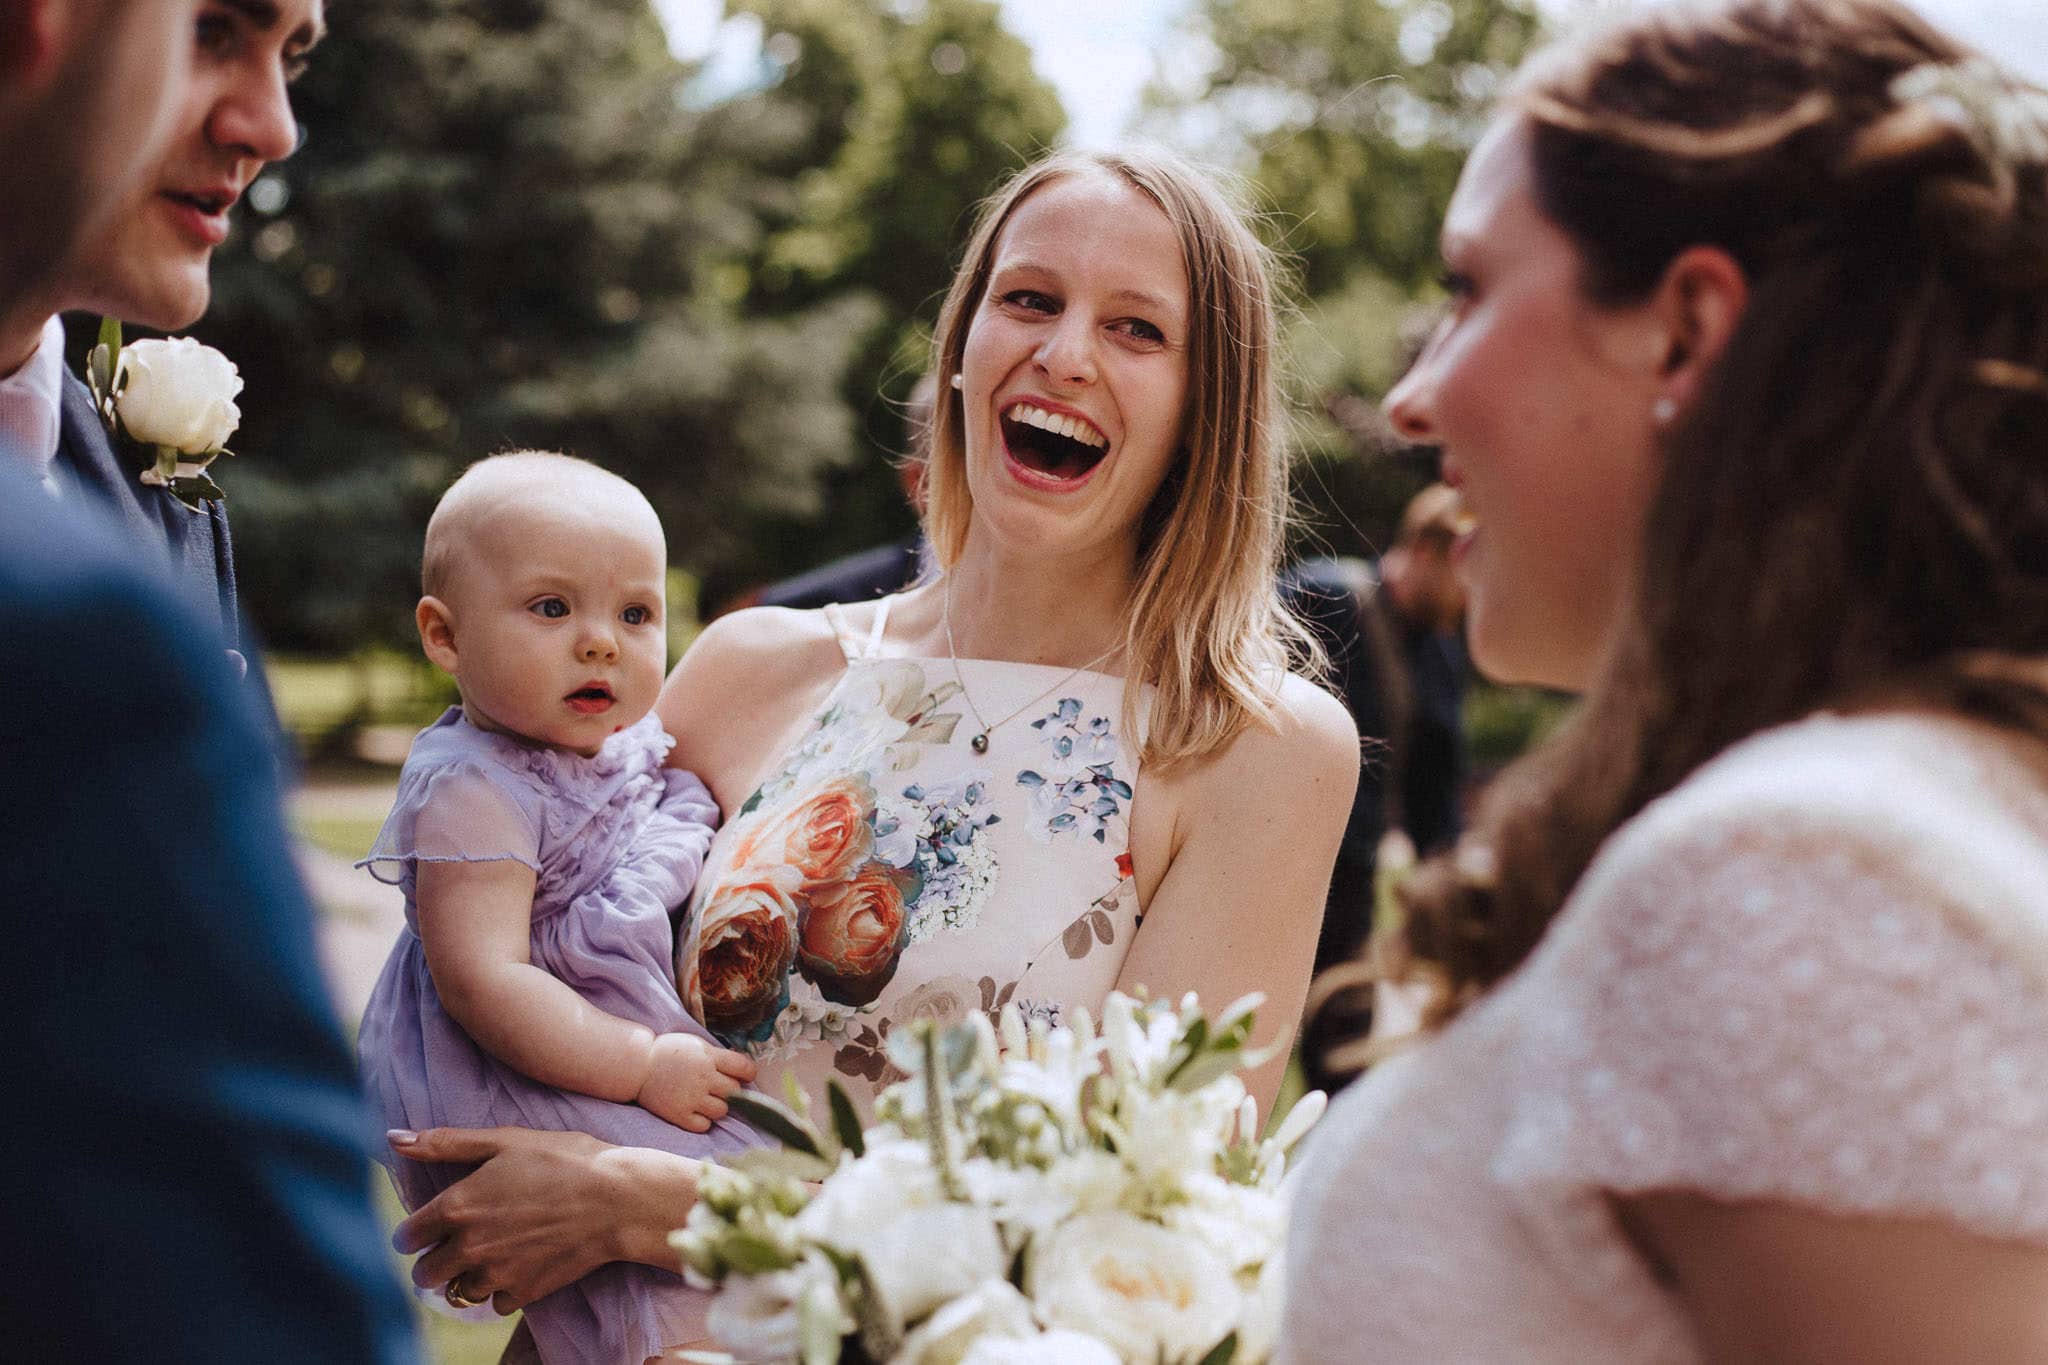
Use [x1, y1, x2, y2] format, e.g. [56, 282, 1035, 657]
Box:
[1394, 0, 2048, 1023]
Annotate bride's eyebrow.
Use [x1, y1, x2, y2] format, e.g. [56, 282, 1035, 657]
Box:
[217, 0, 329, 50]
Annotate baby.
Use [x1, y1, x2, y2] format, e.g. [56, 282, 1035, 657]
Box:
[356, 451, 761, 1365]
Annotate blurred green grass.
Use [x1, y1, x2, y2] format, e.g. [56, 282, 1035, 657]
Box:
[297, 813, 388, 863]
[269, 649, 452, 740]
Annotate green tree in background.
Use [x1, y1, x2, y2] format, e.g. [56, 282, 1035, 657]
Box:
[1144, 0, 1541, 559]
[195, 0, 882, 651]
[702, 0, 1066, 606]
[1154, 0, 1540, 296]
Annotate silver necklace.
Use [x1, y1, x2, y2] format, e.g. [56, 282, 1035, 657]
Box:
[941, 575, 1121, 755]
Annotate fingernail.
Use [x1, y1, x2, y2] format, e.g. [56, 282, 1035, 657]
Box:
[387, 1128, 419, 1146]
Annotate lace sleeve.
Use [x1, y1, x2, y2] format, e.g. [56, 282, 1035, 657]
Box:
[1493, 758, 2048, 1248]
[357, 761, 543, 885]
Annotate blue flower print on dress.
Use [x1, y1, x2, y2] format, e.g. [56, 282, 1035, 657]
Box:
[1011, 703, 1130, 843]
[1016, 698, 1132, 844]
[875, 774, 1003, 944]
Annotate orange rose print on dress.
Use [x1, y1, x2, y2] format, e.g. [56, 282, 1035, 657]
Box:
[797, 859, 916, 1006]
[687, 866, 802, 1039]
[771, 775, 875, 885]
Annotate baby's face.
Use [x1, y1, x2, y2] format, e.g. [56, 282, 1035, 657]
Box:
[441, 499, 668, 756]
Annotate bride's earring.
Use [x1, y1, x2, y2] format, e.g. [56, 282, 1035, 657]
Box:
[950, 373, 964, 390]
[1652, 396, 1677, 426]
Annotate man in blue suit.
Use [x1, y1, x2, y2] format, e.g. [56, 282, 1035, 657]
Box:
[0, 468, 421, 1362]
[0, 3, 418, 1358]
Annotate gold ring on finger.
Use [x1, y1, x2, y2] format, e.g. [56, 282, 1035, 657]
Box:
[444, 1276, 489, 1310]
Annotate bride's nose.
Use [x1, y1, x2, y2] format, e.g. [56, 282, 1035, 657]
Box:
[1384, 359, 1439, 444]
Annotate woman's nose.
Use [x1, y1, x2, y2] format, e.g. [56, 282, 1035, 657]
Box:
[1035, 317, 1099, 387]
[1383, 363, 1438, 444]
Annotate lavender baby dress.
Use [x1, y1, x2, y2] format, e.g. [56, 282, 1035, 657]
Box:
[357, 707, 762, 1365]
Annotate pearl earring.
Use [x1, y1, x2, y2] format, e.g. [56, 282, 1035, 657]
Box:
[950, 373, 964, 390]
[1653, 396, 1677, 426]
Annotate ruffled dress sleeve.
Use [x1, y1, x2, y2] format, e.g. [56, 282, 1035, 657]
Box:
[358, 723, 544, 887]
[1492, 714, 2048, 1247]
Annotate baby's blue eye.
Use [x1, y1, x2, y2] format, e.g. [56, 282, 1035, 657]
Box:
[530, 598, 569, 619]
[622, 605, 651, 626]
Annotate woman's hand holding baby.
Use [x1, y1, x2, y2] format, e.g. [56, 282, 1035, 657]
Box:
[636, 1033, 758, 1133]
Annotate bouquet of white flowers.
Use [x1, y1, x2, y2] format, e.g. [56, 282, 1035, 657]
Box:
[672, 992, 1324, 1365]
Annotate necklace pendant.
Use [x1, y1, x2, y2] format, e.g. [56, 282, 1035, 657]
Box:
[970, 732, 990, 755]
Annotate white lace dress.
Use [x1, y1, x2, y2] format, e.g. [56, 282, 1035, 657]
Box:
[1280, 711, 2048, 1363]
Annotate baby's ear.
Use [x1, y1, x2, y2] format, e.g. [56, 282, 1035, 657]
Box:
[417, 596, 459, 674]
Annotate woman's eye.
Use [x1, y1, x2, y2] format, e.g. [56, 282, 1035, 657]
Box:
[1002, 290, 1056, 314]
[621, 605, 651, 626]
[196, 12, 238, 57]
[1118, 319, 1167, 345]
[530, 598, 569, 619]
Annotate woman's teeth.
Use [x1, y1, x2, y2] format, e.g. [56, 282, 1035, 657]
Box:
[1007, 402, 1107, 449]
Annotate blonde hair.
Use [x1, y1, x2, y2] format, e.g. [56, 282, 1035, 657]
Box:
[923, 148, 1317, 768]
[422, 450, 658, 599]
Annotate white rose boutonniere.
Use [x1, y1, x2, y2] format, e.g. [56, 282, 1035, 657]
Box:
[86, 319, 244, 512]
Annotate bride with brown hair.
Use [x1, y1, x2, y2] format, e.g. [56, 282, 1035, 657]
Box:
[1283, 1, 2048, 1360]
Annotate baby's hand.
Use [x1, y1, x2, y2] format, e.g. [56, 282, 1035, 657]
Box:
[637, 1033, 759, 1133]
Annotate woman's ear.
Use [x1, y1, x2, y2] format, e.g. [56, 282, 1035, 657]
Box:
[1653, 244, 1749, 408]
[417, 596, 459, 675]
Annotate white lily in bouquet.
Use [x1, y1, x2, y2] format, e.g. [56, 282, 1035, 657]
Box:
[672, 991, 1326, 1365]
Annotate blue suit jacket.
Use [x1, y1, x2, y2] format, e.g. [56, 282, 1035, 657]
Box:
[0, 467, 418, 1361]
[54, 366, 241, 644]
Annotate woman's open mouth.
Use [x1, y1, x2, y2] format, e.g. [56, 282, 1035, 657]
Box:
[999, 401, 1109, 486]
[565, 683, 615, 715]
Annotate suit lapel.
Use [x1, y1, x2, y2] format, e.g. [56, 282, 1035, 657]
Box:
[56, 370, 161, 548]
[56, 368, 236, 641]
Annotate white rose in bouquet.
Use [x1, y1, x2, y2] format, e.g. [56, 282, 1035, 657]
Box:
[857, 1202, 1007, 1338]
[796, 1138, 944, 1245]
[1113, 1076, 1246, 1198]
[1029, 1211, 1241, 1364]
[1164, 1172, 1287, 1275]
[114, 337, 242, 454]
[959, 1157, 1075, 1251]
[799, 1140, 1006, 1335]
[888, 1278, 1036, 1365]
[1043, 1147, 1129, 1218]
[708, 1253, 849, 1364]
[958, 1331, 1122, 1365]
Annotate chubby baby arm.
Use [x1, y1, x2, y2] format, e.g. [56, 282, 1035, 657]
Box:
[412, 795, 753, 1128]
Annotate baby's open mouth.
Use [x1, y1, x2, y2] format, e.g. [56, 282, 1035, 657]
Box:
[566, 684, 615, 714]
[1001, 401, 1109, 481]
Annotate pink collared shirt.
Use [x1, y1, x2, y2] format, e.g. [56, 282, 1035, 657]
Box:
[0, 317, 69, 490]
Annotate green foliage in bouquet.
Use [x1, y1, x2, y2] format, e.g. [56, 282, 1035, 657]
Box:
[673, 993, 1327, 1365]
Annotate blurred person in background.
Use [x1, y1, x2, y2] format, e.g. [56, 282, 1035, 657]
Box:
[1290, 481, 1470, 1093]
[0, 2, 417, 1359]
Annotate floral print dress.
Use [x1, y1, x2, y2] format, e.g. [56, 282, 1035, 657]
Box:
[676, 598, 1150, 1115]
